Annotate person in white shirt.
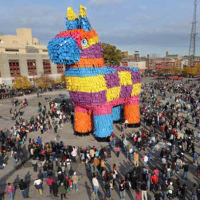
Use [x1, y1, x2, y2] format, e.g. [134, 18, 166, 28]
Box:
[92, 175, 99, 198]
[125, 120, 128, 129]
[123, 138, 129, 152]
[143, 155, 149, 167]
[71, 146, 77, 163]
[34, 178, 42, 195]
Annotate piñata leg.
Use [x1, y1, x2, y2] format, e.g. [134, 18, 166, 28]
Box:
[124, 95, 140, 127]
[74, 106, 92, 135]
[111, 105, 121, 122]
[93, 106, 113, 141]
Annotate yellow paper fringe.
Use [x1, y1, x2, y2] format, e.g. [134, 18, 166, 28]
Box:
[79, 5, 87, 17]
[67, 7, 77, 20]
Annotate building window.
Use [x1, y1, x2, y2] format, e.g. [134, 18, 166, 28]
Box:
[57, 64, 64, 74]
[27, 60, 37, 76]
[6, 49, 19, 52]
[43, 60, 51, 74]
[9, 60, 20, 77]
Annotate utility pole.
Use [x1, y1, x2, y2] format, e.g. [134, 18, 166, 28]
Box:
[189, 0, 198, 66]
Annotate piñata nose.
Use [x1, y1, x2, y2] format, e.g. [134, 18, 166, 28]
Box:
[48, 37, 81, 65]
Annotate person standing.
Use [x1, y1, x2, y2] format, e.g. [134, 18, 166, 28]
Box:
[192, 183, 197, 200]
[13, 152, 18, 167]
[180, 183, 187, 200]
[134, 151, 139, 167]
[119, 180, 126, 200]
[147, 170, 151, 190]
[6, 183, 15, 200]
[150, 173, 158, 192]
[116, 146, 120, 157]
[167, 182, 173, 199]
[161, 181, 167, 200]
[71, 172, 79, 191]
[92, 175, 99, 199]
[125, 119, 128, 129]
[34, 178, 43, 196]
[93, 157, 99, 173]
[105, 180, 111, 199]
[66, 158, 71, 172]
[135, 189, 142, 200]
[141, 181, 148, 200]
[193, 151, 197, 163]
[52, 181, 58, 198]
[71, 146, 77, 163]
[58, 182, 66, 200]
[19, 179, 29, 198]
[182, 163, 189, 180]
[37, 160, 42, 172]
[46, 176, 54, 195]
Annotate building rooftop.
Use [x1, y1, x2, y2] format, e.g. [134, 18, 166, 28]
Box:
[166, 54, 179, 58]
[0, 28, 47, 54]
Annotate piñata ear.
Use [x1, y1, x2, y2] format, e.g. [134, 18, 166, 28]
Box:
[79, 5, 92, 32]
[66, 7, 79, 30]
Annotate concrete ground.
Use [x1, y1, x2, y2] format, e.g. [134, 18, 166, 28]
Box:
[0, 77, 199, 200]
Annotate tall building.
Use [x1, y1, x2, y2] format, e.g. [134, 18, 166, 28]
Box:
[0, 28, 64, 85]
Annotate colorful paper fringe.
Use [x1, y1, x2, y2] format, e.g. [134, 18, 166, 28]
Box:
[75, 109, 92, 133]
[112, 106, 121, 121]
[48, 6, 142, 139]
[124, 104, 140, 124]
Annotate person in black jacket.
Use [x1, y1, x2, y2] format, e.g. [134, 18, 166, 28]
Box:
[19, 179, 29, 198]
[161, 181, 167, 200]
[105, 180, 111, 199]
[52, 181, 59, 198]
[141, 181, 148, 200]
[182, 163, 189, 180]
[180, 183, 187, 199]
[130, 169, 137, 190]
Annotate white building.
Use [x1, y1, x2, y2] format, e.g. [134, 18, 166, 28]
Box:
[127, 61, 146, 74]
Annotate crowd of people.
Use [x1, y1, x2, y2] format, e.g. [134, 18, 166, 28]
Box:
[0, 83, 66, 100]
[0, 78, 200, 200]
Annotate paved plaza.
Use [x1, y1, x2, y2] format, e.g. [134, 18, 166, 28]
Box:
[0, 77, 199, 200]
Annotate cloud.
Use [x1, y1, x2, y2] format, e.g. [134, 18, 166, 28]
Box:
[138, 5, 147, 11]
[0, 0, 199, 56]
[98, 23, 191, 55]
[0, 4, 65, 43]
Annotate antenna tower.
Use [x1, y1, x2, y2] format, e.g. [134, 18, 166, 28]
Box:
[189, 0, 198, 65]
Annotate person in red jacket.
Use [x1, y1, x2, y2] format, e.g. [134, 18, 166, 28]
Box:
[46, 176, 54, 195]
[151, 173, 158, 191]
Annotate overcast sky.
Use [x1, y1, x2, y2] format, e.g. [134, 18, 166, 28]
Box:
[0, 0, 200, 57]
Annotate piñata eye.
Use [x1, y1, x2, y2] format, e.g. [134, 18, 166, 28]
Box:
[81, 39, 88, 47]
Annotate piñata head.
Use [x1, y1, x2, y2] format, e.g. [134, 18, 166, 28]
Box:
[48, 5, 104, 67]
